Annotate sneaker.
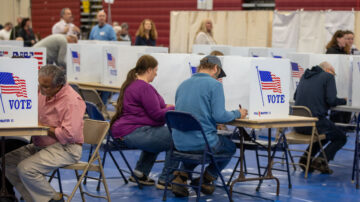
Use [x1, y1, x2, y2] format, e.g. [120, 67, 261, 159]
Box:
[190, 171, 216, 195]
[156, 180, 172, 190]
[190, 177, 215, 195]
[311, 157, 333, 174]
[171, 171, 189, 197]
[128, 171, 155, 186]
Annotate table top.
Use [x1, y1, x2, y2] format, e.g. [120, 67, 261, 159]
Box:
[331, 105, 360, 113]
[0, 126, 49, 137]
[70, 81, 120, 93]
[228, 115, 318, 129]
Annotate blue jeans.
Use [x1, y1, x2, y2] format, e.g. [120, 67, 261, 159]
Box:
[122, 126, 177, 182]
[181, 135, 236, 179]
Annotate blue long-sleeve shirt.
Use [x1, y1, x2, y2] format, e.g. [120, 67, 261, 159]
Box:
[173, 73, 241, 151]
[89, 24, 116, 41]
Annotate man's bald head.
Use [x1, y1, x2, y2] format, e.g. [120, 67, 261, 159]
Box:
[97, 10, 107, 26]
[319, 61, 336, 76]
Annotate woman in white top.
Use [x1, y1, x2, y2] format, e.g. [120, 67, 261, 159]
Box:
[194, 19, 216, 45]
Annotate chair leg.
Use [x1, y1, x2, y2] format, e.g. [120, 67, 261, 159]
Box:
[96, 147, 110, 191]
[287, 149, 297, 171]
[98, 157, 111, 202]
[211, 156, 232, 202]
[83, 144, 94, 185]
[57, 169, 63, 194]
[283, 141, 292, 189]
[117, 149, 142, 189]
[227, 156, 241, 186]
[305, 127, 316, 179]
[352, 142, 357, 181]
[74, 170, 86, 202]
[110, 151, 128, 183]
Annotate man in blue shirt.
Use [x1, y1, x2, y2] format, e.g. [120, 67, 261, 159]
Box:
[89, 10, 116, 104]
[171, 55, 247, 197]
[89, 10, 116, 41]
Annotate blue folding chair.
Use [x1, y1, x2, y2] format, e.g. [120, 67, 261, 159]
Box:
[84, 101, 142, 190]
[163, 111, 231, 202]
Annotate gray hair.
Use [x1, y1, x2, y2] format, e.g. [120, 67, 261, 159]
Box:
[60, 8, 70, 18]
[121, 22, 129, 29]
[39, 65, 66, 86]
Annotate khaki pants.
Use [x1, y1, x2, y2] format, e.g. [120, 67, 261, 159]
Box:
[4, 142, 82, 202]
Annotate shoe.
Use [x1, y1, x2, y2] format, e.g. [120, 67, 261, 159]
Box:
[128, 171, 155, 186]
[156, 180, 172, 190]
[299, 156, 314, 173]
[190, 171, 216, 195]
[311, 157, 333, 174]
[48, 193, 64, 202]
[171, 171, 189, 197]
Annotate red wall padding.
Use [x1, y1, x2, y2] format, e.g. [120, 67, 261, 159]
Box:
[31, 0, 80, 39]
[104, 0, 243, 47]
[275, 0, 360, 11]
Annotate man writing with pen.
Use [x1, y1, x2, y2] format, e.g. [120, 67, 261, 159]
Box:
[170, 55, 248, 198]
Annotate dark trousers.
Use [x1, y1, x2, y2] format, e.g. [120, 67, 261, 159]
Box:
[295, 118, 347, 161]
[0, 139, 28, 196]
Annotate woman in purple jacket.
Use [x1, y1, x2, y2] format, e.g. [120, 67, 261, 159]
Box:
[111, 55, 175, 189]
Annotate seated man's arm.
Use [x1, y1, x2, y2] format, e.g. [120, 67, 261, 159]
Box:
[54, 97, 86, 144]
[325, 76, 346, 107]
[211, 82, 241, 123]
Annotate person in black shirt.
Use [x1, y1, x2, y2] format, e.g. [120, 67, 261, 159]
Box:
[325, 30, 348, 54]
[134, 19, 157, 46]
[294, 62, 347, 174]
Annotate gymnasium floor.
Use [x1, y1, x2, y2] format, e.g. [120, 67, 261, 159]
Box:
[44, 129, 360, 202]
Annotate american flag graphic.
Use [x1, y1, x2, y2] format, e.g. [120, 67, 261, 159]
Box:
[107, 53, 115, 68]
[0, 72, 28, 98]
[189, 62, 197, 75]
[291, 62, 304, 78]
[71, 51, 80, 64]
[0, 51, 8, 56]
[33, 52, 44, 70]
[259, 70, 282, 93]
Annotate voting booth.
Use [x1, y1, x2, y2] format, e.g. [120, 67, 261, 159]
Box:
[221, 56, 291, 119]
[78, 40, 131, 46]
[0, 40, 23, 47]
[0, 46, 46, 70]
[150, 53, 203, 104]
[102, 46, 168, 86]
[67, 43, 168, 85]
[0, 58, 38, 127]
[287, 53, 351, 100]
[352, 56, 360, 107]
[147, 54, 291, 119]
[249, 47, 295, 58]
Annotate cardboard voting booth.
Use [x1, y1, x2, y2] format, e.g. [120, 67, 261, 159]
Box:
[78, 40, 131, 46]
[147, 54, 291, 119]
[150, 53, 203, 104]
[249, 47, 295, 58]
[248, 58, 291, 119]
[101, 46, 168, 86]
[0, 40, 23, 47]
[287, 53, 351, 100]
[0, 46, 46, 70]
[352, 56, 360, 107]
[0, 58, 38, 127]
[221, 56, 291, 119]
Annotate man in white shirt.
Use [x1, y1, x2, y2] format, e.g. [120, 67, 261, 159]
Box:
[52, 8, 80, 36]
[0, 22, 13, 40]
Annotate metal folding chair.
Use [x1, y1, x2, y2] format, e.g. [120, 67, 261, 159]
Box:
[163, 111, 231, 202]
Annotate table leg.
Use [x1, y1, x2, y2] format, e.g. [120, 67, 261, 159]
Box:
[230, 127, 280, 200]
